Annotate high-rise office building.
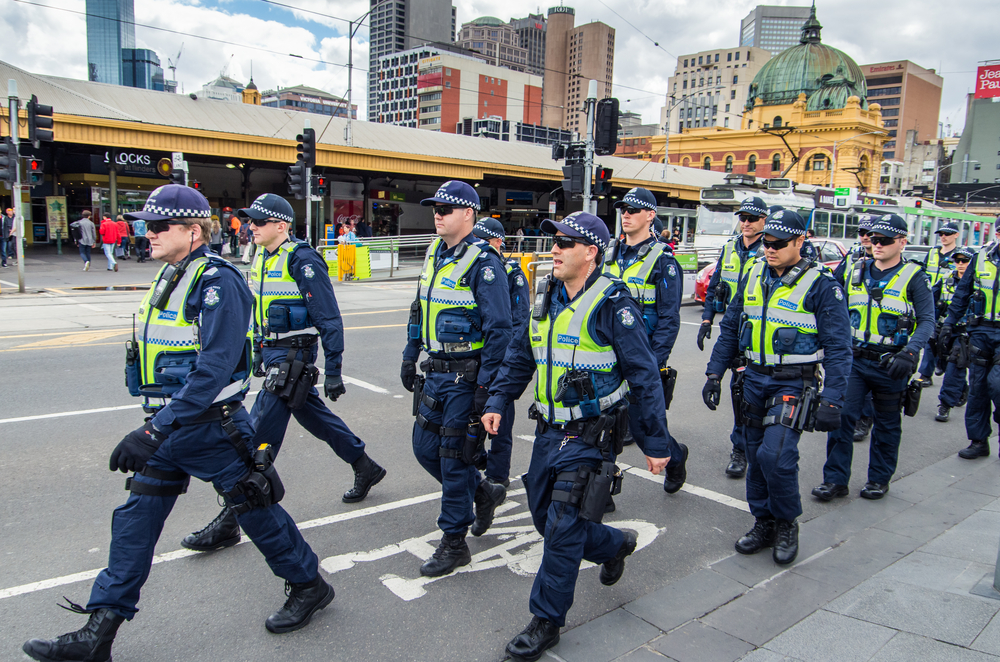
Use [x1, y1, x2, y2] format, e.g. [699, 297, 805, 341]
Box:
[509, 14, 547, 77]
[860, 60, 942, 160]
[367, 0, 456, 122]
[739, 5, 811, 54]
[455, 17, 528, 72]
[541, 6, 615, 132]
[122, 49, 165, 91]
[86, 0, 135, 85]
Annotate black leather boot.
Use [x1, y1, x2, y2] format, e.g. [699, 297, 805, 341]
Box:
[935, 404, 951, 422]
[735, 517, 776, 555]
[853, 416, 873, 442]
[471, 479, 506, 537]
[23, 603, 125, 662]
[420, 533, 472, 577]
[342, 454, 387, 503]
[811, 482, 849, 502]
[663, 443, 688, 494]
[959, 439, 990, 459]
[600, 531, 638, 586]
[181, 507, 240, 551]
[725, 449, 747, 478]
[773, 519, 799, 565]
[505, 616, 560, 662]
[265, 576, 335, 633]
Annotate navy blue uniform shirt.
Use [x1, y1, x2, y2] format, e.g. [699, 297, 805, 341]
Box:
[846, 259, 935, 352]
[702, 235, 762, 323]
[611, 237, 682, 366]
[504, 257, 531, 339]
[946, 244, 999, 326]
[486, 271, 670, 457]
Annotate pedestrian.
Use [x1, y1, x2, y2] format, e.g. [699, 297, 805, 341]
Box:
[399, 180, 512, 578]
[1, 207, 15, 268]
[914, 222, 960, 388]
[229, 210, 241, 255]
[240, 219, 255, 264]
[116, 215, 131, 259]
[209, 218, 224, 255]
[705, 208, 852, 565]
[934, 246, 975, 422]
[696, 196, 769, 478]
[181, 193, 386, 551]
[515, 224, 525, 252]
[99, 215, 119, 271]
[21, 185, 333, 662]
[70, 210, 97, 271]
[131, 217, 148, 262]
[482, 211, 670, 661]
[356, 218, 373, 238]
[604, 187, 687, 493]
[814, 213, 934, 502]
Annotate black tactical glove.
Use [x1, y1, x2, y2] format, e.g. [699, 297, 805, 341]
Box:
[252, 351, 265, 378]
[703, 375, 721, 411]
[474, 385, 490, 416]
[814, 400, 842, 432]
[401, 360, 417, 392]
[880, 347, 919, 381]
[937, 323, 954, 357]
[697, 321, 712, 351]
[324, 374, 346, 402]
[110, 420, 166, 474]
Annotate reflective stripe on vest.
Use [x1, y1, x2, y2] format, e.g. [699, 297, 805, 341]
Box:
[974, 250, 1000, 321]
[248, 241, 317, 339]
[742, 260, 824, 365]
[417, 238, 485, 353]
[717, 238, 757, 308]
[847, 261, 920, 346]
[926, 248, 953, 288]
[603, 242, 666, 306]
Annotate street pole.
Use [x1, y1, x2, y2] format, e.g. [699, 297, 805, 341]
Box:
[8, 79, 24, 293]
[305, 165, 312, 245]
[582, 80, 597, 215]
[346, 19, 355, 147]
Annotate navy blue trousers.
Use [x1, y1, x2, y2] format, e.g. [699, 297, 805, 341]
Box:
[412, 370, 480, 535]
[742, 369, 808, 522]
[939, 359, 969, 409]
[823, 355, 907, 486]
[965, 328, 1000, 441]
[87, 408, 318, 619]
[628, 402, 683, 468]
[523, 423, 623, 627]
[919, 343, 937, 378]
[485, 399, 516, 483]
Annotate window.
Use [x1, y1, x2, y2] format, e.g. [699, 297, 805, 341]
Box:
[715, 53, 719, 62]
[695, 120, 701, 127]
[974, 164, 982, 170]
[725, 103, 730, 112]
[703, 156, 712, 170]
[773, 116, 782, 128]
[810, 154, 827, 171]
[683, 59, 688, 67]
[700, 78, 704, 86]
[716, 76, 721, 85]
[724, 117, 729, 127]
[727, 52, 732, 62]
[735, 51, 740, 61]
[699, 56, 703, 64]
[731, 89, 737, 100]
[772, 154, 781, 172]
[445, 82, 451, 88]
[733, 75, 738, 84]
[725, 156, 734, 172]
[683, 80, 688, 89]
[748, 155, 756, 172]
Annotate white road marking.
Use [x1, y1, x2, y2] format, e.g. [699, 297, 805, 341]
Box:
[341, 376, 390, 394]
[625, 464, 750, 512]
[0, 403, 143, 425]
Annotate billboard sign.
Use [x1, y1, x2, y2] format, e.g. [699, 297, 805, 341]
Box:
[975, 65, 1000, 99]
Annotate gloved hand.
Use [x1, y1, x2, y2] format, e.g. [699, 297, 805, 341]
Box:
[702, 375, 721, 411]
[252, 351, 265, 378]
[937, 323, 954, 357]
[814, 400, 842, 432]
[109, 420, 166, 474]
[474, 385, 490, 415]
[401, 360, 417, 392]
[697, 321, 712, 351]
[880, 347, 919, 381]
[324, 374, 346, 401]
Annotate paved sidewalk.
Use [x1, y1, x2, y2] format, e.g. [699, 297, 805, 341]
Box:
[541, 452, 1000, 662]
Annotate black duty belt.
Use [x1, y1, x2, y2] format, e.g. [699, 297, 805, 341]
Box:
[852, 345, 898, 361]
[263, 334, 319, 349]
[746, 363, 817, 378]
[420, 357, 480, 374]
[972, 318, 1000, 328]
[191, 401, 244, 425]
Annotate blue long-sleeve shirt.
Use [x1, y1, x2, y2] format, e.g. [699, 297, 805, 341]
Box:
[946, 245, 997, 326]
[706, 262, 853, 406]
[150, 246, 253, 430]
[505, 257, 531, 339]
[403, 233, 513, 387]
[702, 235, 762, 323]
[485, 271, 670, 457]
[285, 242, 347, 376]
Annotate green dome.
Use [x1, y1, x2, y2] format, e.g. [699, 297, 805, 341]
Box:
[470, 16, 504, 26]
[744, 4, 867, 112]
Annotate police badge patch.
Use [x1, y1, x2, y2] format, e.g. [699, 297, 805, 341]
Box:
[515, 274, 525, 287]
[667, 264, 677, 278]
[303, 264, 315, 279]
[203, 286, 221, 308]
[617, 307, 637, 328]
[482, 266, 496, 283]
[833, 286, 844, 301]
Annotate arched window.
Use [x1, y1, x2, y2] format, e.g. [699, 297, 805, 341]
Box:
[748, 155, 757, 172]
[725, 156, 734, 173]
[811, 154, 828, 171]
[703, 156, 712, 170]
[682, 157, 691, 167]
[773, 116, 783, 128]
[772, 154, 781, 173]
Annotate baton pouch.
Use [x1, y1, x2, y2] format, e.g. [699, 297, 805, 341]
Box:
[125, 340, 141, 397]
[579, 462, 622, 523]
[904, 379, 922, 417]
[661, 366, 677, 410]
[463, 419, 486, 466]
[264, 348, 319, 409]
[412, 374, 426, 416]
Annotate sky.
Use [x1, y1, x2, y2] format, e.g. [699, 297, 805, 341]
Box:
[2, 0, 995, 135]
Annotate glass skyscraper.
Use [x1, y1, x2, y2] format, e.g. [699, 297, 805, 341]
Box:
[122, 49, 166, 91]
[86, 0, 135, 85]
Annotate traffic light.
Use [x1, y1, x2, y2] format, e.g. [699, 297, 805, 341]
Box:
[296, 128, 316, 168]
[595, 97, 621, 156]
[595, 166, 613, 196]
[27, 95, 54, 148]
[190, 180, 201, 191]
[287, 162, 306, 200]
[915, 199, 922, 208]
[551, 143, 566, 160]
[26, 158, 44, 187]
[0, 137, 15, 189]
[169, 169, 186, 186]
[561, 162, 585, 196]
[311, 174, 327, 196]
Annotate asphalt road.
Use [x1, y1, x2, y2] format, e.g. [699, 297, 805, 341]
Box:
[0, 277, 978, 662]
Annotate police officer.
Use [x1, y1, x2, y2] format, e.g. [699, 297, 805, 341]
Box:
[482, 211, 669, 662]
[939, 236, 1000, 459]
[472, 217, 530, 487]
[814, 213, 935, 501]
[704, 209, 851, 565]
[23, 186, 333, 662]
[935, 245, 974, 422]
[915, 222, 961, 387]
[604, 187, 687, 493]
[400, 181, 512, 577]
[181, 194, 386, 551]
[698, 196, 768, 478]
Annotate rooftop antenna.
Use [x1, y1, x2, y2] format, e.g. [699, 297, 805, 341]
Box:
[167, 42, 184, 82]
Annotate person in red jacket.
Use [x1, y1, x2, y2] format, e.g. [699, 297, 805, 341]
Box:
[115, 215, 131, 259]
[99, 215, 119, 271]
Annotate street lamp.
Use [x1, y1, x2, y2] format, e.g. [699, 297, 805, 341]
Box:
[964, 184, 1000, 212]
[345, 0, 391, 147]
[829, 130, 885, 188]
[933, 161, 978, 206]
[662, 93, 695, 165]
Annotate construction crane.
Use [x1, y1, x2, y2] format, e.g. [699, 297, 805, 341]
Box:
[167, 42, 184, 82]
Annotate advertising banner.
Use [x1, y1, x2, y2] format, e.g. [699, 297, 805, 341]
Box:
[333, 199, 363, 226]
[975, 65, 1000, 99]
[45, 196, 68, 238]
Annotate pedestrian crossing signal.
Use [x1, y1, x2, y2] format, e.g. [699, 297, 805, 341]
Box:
[27, 158, 44, 187]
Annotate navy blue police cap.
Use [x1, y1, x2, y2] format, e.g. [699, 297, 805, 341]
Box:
[124, 184, 212, 221]
[858, 214, 874, 231]
[421, 180, 481, 210]
[473, 218, 505, 240]
[614, 187, 657, 211]
[934, 221, 959, 235]
[238, 193, 295, 223]
[869, 213, 908, 237]
[953, 246, 975, 260]
[736, 196, 769, 217]
[652, 216, 664, 236]
[541, 211, 611, 252]
[761, 209, 808, 240]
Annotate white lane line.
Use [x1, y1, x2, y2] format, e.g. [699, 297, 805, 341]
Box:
[341, 376, 390, 394]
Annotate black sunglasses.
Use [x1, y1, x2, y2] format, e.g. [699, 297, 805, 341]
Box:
[869, 235, 898, 246]
[953, 257, 971, 264]
[146, 219, 191, 234]
[761, 237, 791, 250]
[250, 218, 277, 227]
[621, 206, 644, 215]
[432, 205, 463, 216]
[738, 214, 762, 223]
[553, 236, 589, 250]
[857, 229, 870, 237]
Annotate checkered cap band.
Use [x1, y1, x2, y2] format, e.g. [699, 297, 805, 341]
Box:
[870, 221, 906, 236]
[473, 222, 504, 239]
[762, 221, 807, 237]
[431, 186, 480, 210]
[562, 213, 608, 252]
[141, 202, 212, 218]
[858, 214, 874, 229]
[621, 193, 656, 210]
[250, 200, 293, 223]
[737, 199, 769, 217]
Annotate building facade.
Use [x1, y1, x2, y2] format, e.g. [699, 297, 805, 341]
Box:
[198, 75, 245, 103]
[367, 0, 456, 122]
[85, 0, 135, 85]
[121, 49, 165, 91]
[951, 92, 1000, 184]
[540, 6, 615, 132]
[860, 60, 943, 159]
[509, 14, 547, 77]
[739, 4, 811, 54]
[261, 85, 356, 119]
[455, 17, 528, 72]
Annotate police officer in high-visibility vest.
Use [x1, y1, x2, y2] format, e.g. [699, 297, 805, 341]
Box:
[181, 194, 386, 551]
[814, 213, 935, 502]
[472, 217, 530, 487]
[400, 181, 513, 578]
[939, 237, 1000, 459]
[698, 196, 768, 478]
[23, 186, 333, 662]
[482, 211, 669, 661]
[915, 222, 960, 387]
[604, 187, 687, 493]
[934, 245, 974, 422]
[704, 209, 851, 565]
